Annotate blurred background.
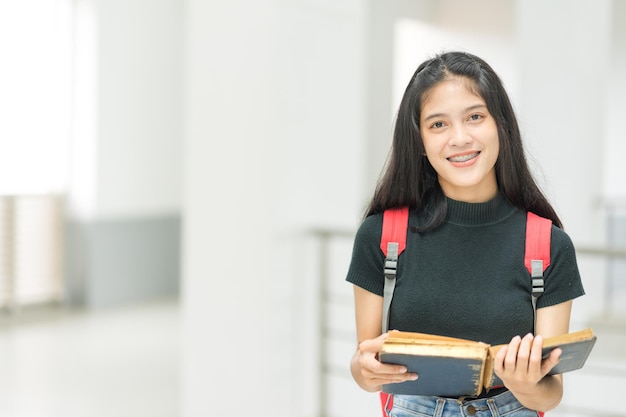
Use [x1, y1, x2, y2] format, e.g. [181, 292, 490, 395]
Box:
[0, 0, 624, 416]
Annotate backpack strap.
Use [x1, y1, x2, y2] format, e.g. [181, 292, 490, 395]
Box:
[380, 207, 409, 334]
[525, 213, 551, 417]
[379, 207, 409, 417]
[524, 212, 552, 331]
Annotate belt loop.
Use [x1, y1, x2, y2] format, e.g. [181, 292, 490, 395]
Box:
[486, 398, 499, 416]
[434, 398, 446, 417]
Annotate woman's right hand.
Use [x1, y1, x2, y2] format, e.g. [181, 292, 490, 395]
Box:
[352, 333, 418, 392]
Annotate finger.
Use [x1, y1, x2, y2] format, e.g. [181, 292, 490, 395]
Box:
[358, 335, 386, 354]
[373, 354, 419, 380]
[362, 363, 418, 383]
[375, 369, 419, 383]
[516, 333, 535, 372]
[528, 334, 544, 373]
[366, 358, 410, 376]
[493, 345, 508, 373]
[365, 373, 418, 386]
[541, 347, 562, 375]
[504, 335, 522, 371]
[359, 346, 418, 382]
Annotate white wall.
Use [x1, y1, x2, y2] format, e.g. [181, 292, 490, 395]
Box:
[71, 0, 183, 220]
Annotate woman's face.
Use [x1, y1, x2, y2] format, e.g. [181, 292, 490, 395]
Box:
[419, 76, 499, 203]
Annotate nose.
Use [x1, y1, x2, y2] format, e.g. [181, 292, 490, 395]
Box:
[448, 124, 472, 147]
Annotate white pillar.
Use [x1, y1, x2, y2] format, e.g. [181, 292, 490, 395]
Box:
[182, 2, 369, 416]
[67, 0, 183, 308]
[182, 1, 278, 416]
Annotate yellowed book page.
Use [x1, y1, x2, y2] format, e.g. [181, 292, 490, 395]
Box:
[543, 328, 595, 348]
[386, 330, 477, 344]
[382, 340, 490, 361]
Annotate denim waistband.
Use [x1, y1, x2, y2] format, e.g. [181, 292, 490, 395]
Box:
[391, 389, 531, 416]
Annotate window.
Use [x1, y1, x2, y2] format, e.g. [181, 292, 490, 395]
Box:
[0, 0, 73, 194]
[0, 0, 73, 308]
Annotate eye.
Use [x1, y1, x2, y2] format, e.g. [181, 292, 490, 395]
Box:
[469, 113, 483, 122]
[431, 121, 445, 129]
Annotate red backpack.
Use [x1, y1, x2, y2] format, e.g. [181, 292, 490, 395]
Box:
[379, 207, 551, 417]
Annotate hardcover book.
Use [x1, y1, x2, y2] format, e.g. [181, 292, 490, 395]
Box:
[379, 328, 597, 397]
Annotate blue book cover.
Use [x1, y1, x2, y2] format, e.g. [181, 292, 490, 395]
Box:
[380, 353, 486, 397]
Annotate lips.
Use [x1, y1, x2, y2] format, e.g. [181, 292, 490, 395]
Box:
[447, 152, 480, 163]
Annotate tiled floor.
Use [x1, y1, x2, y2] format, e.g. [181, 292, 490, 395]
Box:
[0, 298, 179, 417]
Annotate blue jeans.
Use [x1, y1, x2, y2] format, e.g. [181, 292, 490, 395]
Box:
[387, 390, 539, 417]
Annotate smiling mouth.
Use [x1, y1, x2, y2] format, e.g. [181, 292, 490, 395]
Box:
[448, 152, 480, 163]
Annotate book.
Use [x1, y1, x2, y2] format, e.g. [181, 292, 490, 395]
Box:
[379, 328, 597, 397]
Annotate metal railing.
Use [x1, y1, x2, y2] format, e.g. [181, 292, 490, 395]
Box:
[577, 245, 626, 320]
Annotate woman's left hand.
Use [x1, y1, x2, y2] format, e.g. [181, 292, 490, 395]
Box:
[493, 333, 562, 395]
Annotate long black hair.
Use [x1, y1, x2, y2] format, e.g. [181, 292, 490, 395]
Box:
[364, 51, 562, 230]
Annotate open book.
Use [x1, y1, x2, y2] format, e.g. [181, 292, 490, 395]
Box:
[379, 328, 596, 397]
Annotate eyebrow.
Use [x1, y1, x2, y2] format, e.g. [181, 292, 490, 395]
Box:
[422, 104, 488, 122]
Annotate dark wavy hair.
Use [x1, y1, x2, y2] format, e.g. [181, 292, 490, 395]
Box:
[364, 51, 562, 230]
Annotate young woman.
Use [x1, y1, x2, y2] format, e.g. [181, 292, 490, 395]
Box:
[346, 51, 585, 416]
